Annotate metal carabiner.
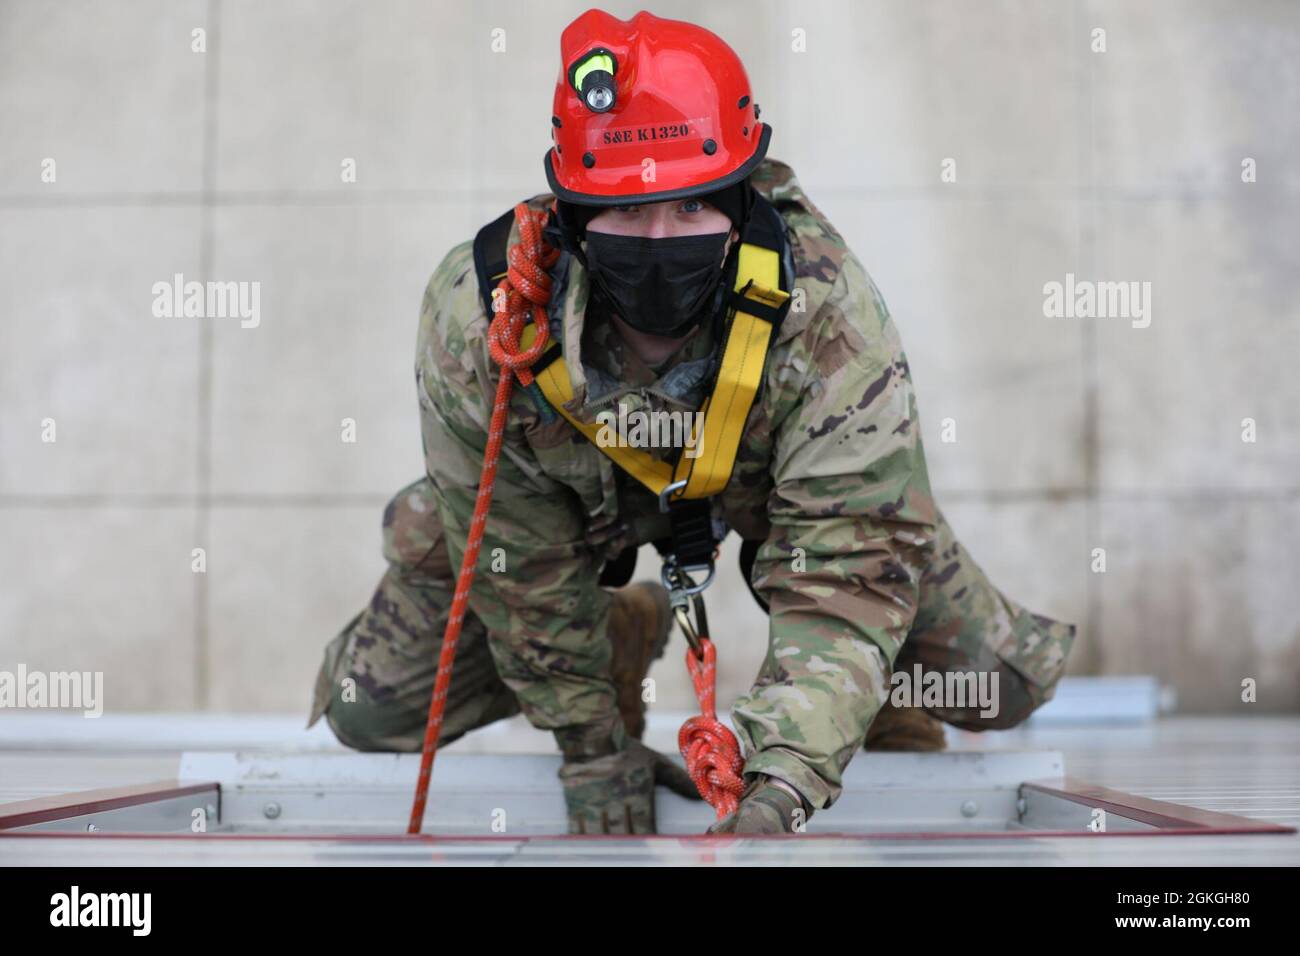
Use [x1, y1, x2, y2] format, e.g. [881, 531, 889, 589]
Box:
[673, 602, 703, 657]
[662, 562, 712, 659]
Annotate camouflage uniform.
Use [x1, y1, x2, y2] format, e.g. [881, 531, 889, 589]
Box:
[310, 159, 1075, 809]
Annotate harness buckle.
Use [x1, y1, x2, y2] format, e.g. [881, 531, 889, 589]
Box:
[658, 478, 688, 513]
[660, 555, 715, 601]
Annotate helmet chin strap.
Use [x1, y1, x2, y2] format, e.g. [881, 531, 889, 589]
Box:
[702, 238, 743, 335]
[544, 203, 589, 263]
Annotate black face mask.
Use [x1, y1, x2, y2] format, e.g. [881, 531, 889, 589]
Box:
[583, 231, 730, 337]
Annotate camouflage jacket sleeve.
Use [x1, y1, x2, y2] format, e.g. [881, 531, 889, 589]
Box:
[415, 242, 622, 759]
[733, 253, 939, 809]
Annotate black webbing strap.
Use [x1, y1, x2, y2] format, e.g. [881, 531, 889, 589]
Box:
[597, 545, 638, 588]
[472, 206, 517, 317]
[667, 498, 716, 570]
[738, 537, 769, 613]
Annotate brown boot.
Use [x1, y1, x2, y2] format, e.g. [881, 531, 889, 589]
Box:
[864, 699, 947, 751]
[607, 581, 673, 739]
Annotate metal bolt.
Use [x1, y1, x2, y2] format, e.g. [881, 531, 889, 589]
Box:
[86, 823, 100, 832]
[263, 801, 282, 820]
[960, 800, 979, 818]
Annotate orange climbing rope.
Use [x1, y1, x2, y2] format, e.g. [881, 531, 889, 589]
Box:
[679, 637, 746, 818]
[407, 203, 556, 834]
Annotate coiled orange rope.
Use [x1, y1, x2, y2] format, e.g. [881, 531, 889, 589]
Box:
[407, 203, 557, 833]
[679, 638, 745, 818]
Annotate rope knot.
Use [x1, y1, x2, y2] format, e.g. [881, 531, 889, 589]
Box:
[486, 203, 559, 389]
[678, 638, 745, 818]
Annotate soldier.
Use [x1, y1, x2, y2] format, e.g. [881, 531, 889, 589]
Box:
[309, 9, 1075, 835]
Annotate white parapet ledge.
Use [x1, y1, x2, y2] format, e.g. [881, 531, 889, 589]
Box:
[175, 749, 1066, 835]
[179, 748, 1065, 790]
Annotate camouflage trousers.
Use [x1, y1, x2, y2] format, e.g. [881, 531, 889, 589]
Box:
[309, 477, 1075, 752]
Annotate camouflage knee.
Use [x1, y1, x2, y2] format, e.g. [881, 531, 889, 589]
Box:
[916, 610, 1076, 732]
[313, 597, 523, 753]
[904, 508, 1075, 732]
[308, 621, 424, 751]
[325, 674, 428, 753]
[319, 641, 522, 754]
[983, 610, 1076, 729]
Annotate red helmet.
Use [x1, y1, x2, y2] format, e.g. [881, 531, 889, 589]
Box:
[544, 9, 771, 206]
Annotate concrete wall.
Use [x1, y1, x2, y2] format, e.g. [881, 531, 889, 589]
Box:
[1, 0, 1296, 719]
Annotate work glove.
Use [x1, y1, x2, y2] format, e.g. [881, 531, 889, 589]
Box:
[559, 738, 701, 834]
[707, 775, 809, 834]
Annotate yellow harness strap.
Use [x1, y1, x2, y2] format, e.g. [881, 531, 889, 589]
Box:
[525, 242, 788, 504]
